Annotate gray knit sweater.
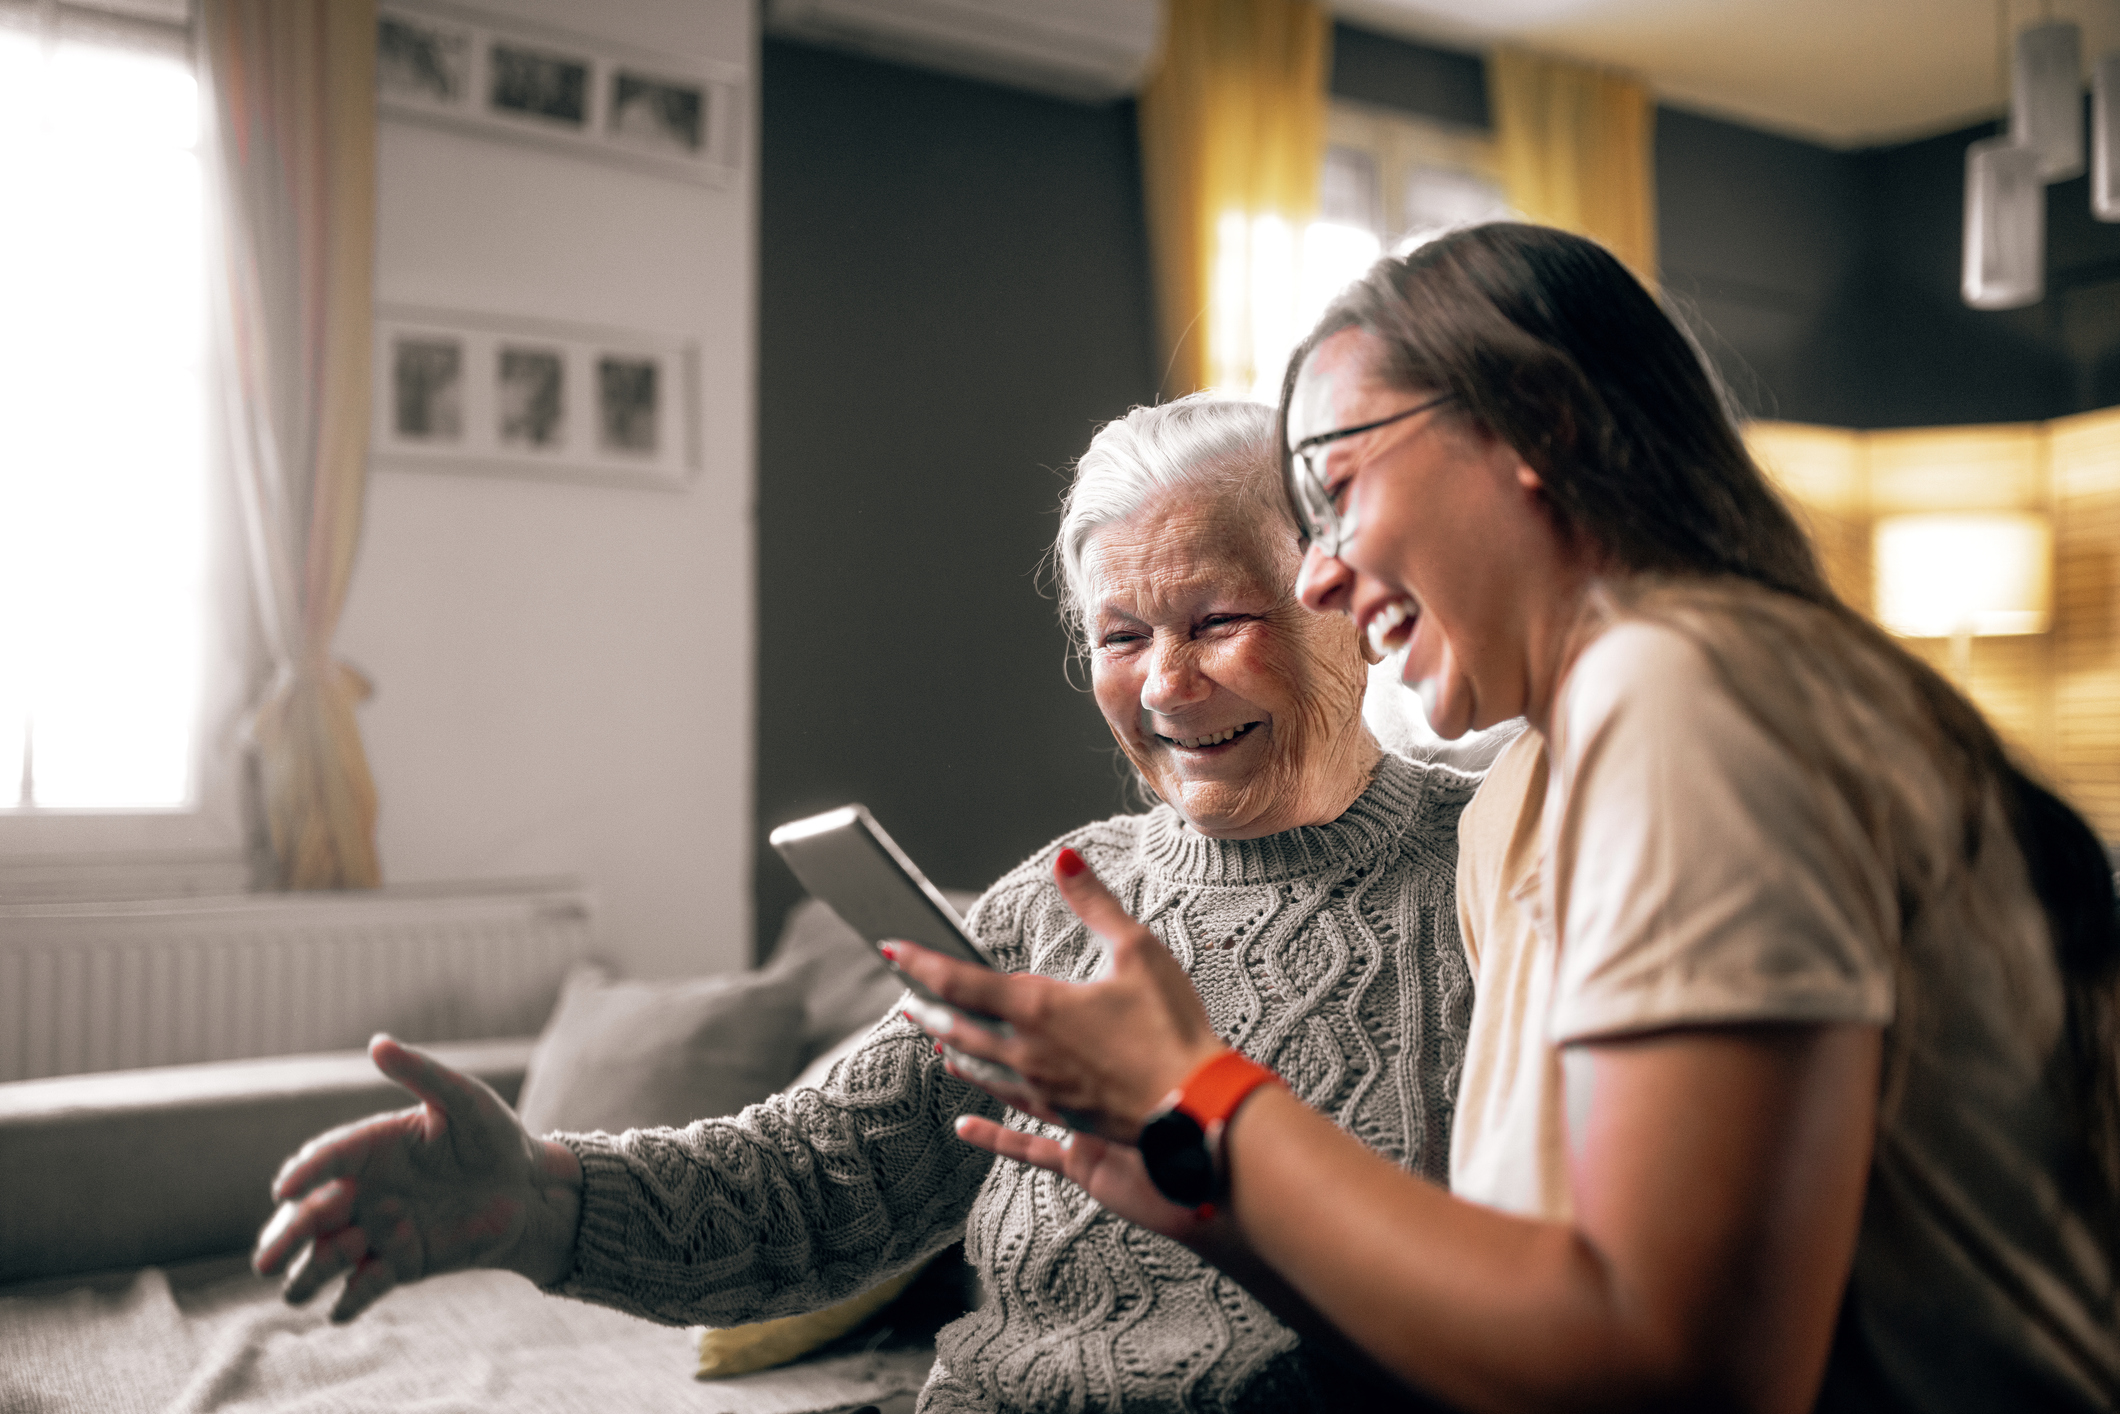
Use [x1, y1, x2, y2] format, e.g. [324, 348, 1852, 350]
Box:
[556, 751, 1477, 1412]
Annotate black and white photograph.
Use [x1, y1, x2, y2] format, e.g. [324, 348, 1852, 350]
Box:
[497, 346, 564, 448]
[373, 306, 694, 487]
[608, 71, 704, 154]
[391, 336, 462, 440]
[376, 14, 469, 107]
[487, 42, 588, 126]
[374, 2, 740, 186]
[596, 355, 658, 453]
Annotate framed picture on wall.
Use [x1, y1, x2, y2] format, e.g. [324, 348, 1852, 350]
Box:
[607, 69, 706, 156]
[373, 306, 701, 491]
[375, 0, 742, 186]
[486, 42, 591, 130]
[377, 11, 474, 113]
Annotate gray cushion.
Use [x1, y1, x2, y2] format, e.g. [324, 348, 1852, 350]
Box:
[516, 965, 807, 1134]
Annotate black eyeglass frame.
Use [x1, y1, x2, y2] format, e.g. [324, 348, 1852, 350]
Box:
[1287, 392, 1456, 557]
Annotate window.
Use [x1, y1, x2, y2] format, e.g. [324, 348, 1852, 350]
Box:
[1221, 100, 1509, 404]
[1298, 101, 1510, 383]
[0, 2, 242, 881]
[1325, 98, 1509, 254]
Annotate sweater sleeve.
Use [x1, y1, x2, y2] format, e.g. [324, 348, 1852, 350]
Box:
[550, 877, 1039, 1327]
[554, 1012, 1004, 1326]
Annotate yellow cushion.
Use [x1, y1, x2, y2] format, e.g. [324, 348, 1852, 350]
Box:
[693, 1264, 924, 1379]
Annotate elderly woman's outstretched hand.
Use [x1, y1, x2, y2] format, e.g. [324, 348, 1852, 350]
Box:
[252, 1035, 583, 1323]
[889, 847, 1227, 1141]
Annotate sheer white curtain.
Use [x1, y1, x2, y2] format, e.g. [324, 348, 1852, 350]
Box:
[200, 0, 381, 888]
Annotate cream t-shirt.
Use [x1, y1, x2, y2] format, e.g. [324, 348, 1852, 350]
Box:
[1450, 608, 2117, 1412]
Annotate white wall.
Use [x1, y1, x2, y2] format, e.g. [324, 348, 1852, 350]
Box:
[338, 0, 755, 978]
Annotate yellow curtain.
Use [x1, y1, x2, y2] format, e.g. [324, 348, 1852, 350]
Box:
[200, 0, 382, 889]
[1489, 47, 1657, 285]
[1139, 0, 1330, 399]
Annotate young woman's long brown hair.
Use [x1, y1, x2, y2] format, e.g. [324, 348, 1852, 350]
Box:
[1280, 221, 2120, 1249]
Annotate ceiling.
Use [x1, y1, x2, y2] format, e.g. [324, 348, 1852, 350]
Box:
[1336, 0, 2120, 149]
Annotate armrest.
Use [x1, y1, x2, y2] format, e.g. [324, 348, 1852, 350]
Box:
[0, 1038, 534, 1285]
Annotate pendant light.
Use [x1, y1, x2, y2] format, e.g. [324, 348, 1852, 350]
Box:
[1964, 7, 2091, 308]
[1965, 137, 2048, 309]
[2094, 53, 2120, 218]
[2015, 20, 2086, 179]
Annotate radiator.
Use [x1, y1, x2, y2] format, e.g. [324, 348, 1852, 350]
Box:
[0, 881, 596, 1083]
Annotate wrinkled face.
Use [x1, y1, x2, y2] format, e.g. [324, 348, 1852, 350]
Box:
[1082, 492, 1376, 839]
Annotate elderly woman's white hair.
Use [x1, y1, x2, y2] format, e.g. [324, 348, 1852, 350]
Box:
[1053, 392, 1295, 644]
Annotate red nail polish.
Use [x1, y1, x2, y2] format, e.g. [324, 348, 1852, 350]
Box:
[880, 942, 900, 961]
[1055, 848, 1086, 879]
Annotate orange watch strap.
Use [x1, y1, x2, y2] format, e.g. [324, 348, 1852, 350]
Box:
[1173, 1048, 1282, 1128]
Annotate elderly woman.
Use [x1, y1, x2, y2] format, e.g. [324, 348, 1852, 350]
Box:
[892, 225, 2120, 1413]
[254, 394, 1483, 1413]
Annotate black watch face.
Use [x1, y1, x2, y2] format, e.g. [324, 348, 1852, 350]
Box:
[1140, 1110, 1216, 1207]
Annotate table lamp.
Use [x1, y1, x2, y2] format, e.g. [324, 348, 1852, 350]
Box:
[1873, 512, 2052, 681]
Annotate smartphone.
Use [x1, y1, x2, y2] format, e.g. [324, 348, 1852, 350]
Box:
[773, 806, 1095, 1119]
[770, 805, 1007, 1026]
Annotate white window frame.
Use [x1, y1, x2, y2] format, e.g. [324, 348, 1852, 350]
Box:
[1325, 97, 1508, 251]
[0, 0, 252, 900]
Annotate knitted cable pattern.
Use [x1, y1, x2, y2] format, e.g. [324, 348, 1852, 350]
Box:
[557, 751, 1476, 1413]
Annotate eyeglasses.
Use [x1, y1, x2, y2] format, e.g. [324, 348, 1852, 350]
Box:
[1287, 393, 1455, 557]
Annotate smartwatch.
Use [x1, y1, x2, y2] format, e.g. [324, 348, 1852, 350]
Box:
[1137, 1049, 1283, 1215]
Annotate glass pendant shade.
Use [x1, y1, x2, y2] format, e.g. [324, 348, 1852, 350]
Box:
[2013, 21, 2085, 182]
[1963, 137, 2046, 309]
[2095, 54, 2120, 220]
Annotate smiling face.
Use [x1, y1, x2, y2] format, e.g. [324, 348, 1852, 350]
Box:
[1082, 490, 1379, 839]
[1287, 326, 1588, 738]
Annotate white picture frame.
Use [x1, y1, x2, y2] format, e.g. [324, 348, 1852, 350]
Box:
[376, 0, 743, 187]
[372, 305, 702, 491]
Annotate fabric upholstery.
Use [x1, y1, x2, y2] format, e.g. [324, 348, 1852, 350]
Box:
[517, 965, 806, 1136]
[0, 1040, 532, 1284]
[761, 892, 974, 1066]
[0, 1258, 933, 1414]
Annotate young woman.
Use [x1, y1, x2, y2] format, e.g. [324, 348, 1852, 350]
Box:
[891, 224, 2120, 1412]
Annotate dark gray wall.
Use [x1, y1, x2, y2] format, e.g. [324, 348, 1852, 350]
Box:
[1657, 109, 1873, 425]
[1848, 115, 2114, 427]
[754, 39, 1153, 959]
[1330, 21, 1486, 128]
[1668, 108, 2120, 429]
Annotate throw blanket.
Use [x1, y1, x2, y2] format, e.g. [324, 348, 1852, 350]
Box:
[0, 1258, 930, 1414]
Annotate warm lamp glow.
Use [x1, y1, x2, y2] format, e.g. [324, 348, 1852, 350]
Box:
[1874, 513, 2052, 639]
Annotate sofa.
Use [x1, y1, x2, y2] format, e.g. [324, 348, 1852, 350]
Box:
[0, 897, 973, 1414]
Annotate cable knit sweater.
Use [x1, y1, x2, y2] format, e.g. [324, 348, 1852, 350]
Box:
[555, 751, 1477, 1413]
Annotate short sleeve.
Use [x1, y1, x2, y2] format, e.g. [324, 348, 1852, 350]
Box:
[1545, 621, 1896, 1044]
